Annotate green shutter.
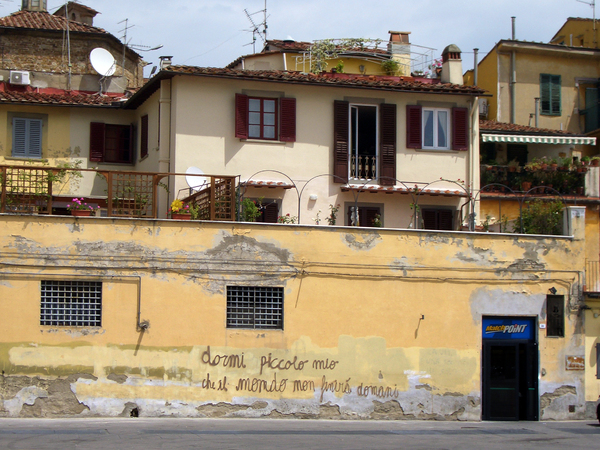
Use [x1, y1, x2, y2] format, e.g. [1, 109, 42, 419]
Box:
[540, 74, 560, 115]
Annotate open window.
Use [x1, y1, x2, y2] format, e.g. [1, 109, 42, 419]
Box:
[333, 101, 396, 185]
[90, 122, 135, 164]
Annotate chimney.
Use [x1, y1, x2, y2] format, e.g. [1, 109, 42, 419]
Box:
[441, 44, 463, 85]
[387, 31, 411, 76]
[21, 0, 47, 12]
[159, 56, 173, 70]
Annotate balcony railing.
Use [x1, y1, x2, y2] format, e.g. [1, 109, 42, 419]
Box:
[350, 155, 377, 180]
[480, 164, 587, 195]
[0, 165, 237, 221]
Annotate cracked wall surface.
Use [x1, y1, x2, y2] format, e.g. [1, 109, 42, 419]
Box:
[0, 214, 590, 420]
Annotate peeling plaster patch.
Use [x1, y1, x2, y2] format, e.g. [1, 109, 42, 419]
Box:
[540, 385, 579, 420]
[390, 257, 423, 275]
[469, 287, 545, 323]
[514, 238, 568, 259]
[3, 386, 48, 417]
[207, 234, 290, 263]
[508, 259, 546, 271]
[342, 233, 382, 251]
[107, 373, 128, 384]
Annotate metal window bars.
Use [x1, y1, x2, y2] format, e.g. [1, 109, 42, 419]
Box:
[40, 280, 102, 327]
[226, 286, 283, 329]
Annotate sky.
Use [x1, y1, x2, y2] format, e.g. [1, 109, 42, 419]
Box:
[3, 0, 596, 74]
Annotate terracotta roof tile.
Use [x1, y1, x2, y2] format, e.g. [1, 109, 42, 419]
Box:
[479, 120, 576, 135]
[0, 10, 107, 34]
[242, 180, 295, 189]
[161, 66, 485, 95]
[0, 89, 124, 107]
[341, 184, 467, 197]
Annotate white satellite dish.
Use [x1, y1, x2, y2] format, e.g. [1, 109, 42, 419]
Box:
[90, 48, 116, 77]
[185, 166, 209, 191]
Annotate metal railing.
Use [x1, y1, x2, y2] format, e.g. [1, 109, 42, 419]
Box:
[350, 155, 377, 180]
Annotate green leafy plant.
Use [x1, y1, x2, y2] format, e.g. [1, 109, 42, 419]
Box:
[372, 213, 382, 227]
[513, 199, 564, 235]
[327, 204, 340, 225]
[241, 197, 263, 222]
[381, 59, 400, 75]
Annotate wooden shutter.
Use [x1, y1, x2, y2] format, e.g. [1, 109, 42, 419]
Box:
[551, 75, 561, 115]
[128, 124, 135, 164]
[12, 118, 27, 157]
[379, 103, 396, 186]
[452, 107, 468, 151]
[28, 119, 42, 158]
[540, 74, 550, 114]
[422, 209, 454, 230]
[333, 100, 349, 183]
[406, 105, 422, 149]
[90, 122, 106, 162]
[140, 114, 148, 158]
[279, 97, 296, 142]
[261, 203, 279, 223]
[235, 93, 249, 139]
[439, 209, 454, 230]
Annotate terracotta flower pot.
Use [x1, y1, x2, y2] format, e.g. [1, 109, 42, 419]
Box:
[171, 213, 191, 220]
[71, 210, 92, 217]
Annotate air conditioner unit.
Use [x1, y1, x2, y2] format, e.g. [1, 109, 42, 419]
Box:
[9, 71, 30, 85]
[478, 98, 488, 118]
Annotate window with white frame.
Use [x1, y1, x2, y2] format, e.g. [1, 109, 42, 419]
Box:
[422, 108, 450, 149]
[12, 117, 42, 158]
[40, 280, 102, 327]
[226, 286, 283, 329]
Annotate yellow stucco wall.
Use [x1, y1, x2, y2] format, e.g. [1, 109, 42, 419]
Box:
[0, 209, 591, 419]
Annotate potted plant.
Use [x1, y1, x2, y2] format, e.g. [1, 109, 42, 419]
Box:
[169, 199, 191, 220]
[581, 156, 591, 166]
[241, 197, 263, 222]
[591, 156, 600, 167]
[67, 198, 98, 217]
[507, 159, 520, 173]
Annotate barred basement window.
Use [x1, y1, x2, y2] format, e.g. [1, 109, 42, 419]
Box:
[227, 286, 283, 329]
[546, 295, 564, 337]
[40, 280, 102, 327]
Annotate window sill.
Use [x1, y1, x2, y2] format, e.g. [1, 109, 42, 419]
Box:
[240, 138, 290, 145]
[415, 148, 459, 153]
[6, 155, 44, 161]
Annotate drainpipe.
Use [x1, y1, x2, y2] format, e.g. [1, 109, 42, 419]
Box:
[473, 48, 479, 86]
[510, 17, 517, 124]
[158, 78, 172, 217]
[535, 97, 540, 128]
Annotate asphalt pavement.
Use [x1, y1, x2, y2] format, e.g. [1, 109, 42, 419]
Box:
[0, 417, 598, 449]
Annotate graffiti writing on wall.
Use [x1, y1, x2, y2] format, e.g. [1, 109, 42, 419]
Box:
[199, 347, 400, 401]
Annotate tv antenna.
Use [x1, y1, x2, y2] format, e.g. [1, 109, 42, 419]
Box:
[577, 0, 597, 47]
[244, 0, 268, 53]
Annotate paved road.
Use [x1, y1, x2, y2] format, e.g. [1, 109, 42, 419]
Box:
[0, 418, 598, 449]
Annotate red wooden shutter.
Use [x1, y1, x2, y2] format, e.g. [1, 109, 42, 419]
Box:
[452, 107, 469, 151]
[90, 122, 106, 162]
[140, 114, 148, 158]
[406, 105, 422, 149]
[333, 100, 349, 184]
[279, 97, 296, 142]
[380, 103, 396, 186]
[235, 93, 249, 139]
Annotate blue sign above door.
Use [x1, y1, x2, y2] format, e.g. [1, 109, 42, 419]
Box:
[482, 317, 535, 340]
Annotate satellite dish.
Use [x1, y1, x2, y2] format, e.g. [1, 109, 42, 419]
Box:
[185, 167, 208, 191]
[90, 48, 116, 77]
